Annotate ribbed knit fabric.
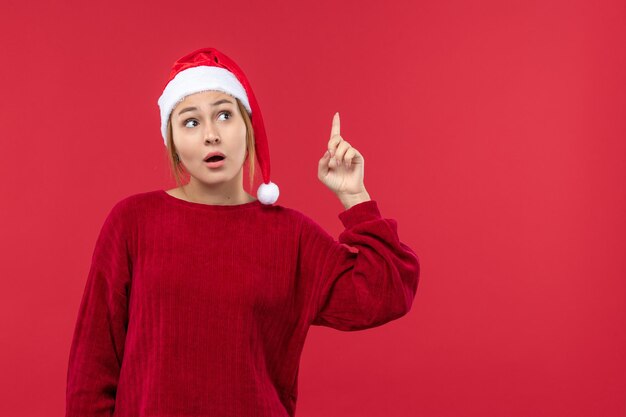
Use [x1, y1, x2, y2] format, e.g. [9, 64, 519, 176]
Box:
[65, 189, 420, 417]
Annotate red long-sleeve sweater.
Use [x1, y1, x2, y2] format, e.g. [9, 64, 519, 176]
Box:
[65, 189, 420, 417]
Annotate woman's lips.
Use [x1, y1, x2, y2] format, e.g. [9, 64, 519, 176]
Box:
[205, 158, 225, 168]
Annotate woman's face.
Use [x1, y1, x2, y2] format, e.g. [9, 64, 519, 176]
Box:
[171, 90, 248, 187]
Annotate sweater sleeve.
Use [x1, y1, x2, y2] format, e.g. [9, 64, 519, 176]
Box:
[300, 200, 420, 331]
[65, 201, 132, 417]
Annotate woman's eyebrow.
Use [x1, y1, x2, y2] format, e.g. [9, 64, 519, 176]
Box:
[177, 99, 234, 117]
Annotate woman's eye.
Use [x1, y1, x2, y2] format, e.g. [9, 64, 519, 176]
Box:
[183, 111, 231, 128]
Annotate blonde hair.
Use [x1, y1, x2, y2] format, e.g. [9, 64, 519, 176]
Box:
[165, 97, 256, 192]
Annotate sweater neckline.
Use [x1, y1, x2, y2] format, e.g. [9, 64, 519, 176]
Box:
[158, 189, 262, 211]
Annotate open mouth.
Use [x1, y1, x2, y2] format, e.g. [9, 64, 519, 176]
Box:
[204, 155, 225, 162]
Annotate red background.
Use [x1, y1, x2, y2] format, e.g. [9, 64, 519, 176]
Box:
[1, 0, 624, 416]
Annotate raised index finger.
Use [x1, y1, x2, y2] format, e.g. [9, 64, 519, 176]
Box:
[330, 112, 340, 140]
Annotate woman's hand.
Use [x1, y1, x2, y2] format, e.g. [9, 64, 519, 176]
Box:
[318, 112, 371, 208]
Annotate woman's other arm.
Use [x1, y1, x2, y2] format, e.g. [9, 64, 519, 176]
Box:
[65, 201, 131, 417]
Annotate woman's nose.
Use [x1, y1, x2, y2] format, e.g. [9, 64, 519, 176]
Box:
[203, 124, 220, 143]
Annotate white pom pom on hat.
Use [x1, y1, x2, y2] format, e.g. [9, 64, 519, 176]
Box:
[157, 47, 279, 205]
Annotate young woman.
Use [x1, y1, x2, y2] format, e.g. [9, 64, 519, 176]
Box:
[65, 47, 420, 417]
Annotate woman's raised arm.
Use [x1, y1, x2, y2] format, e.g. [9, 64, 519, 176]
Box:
[298, 200, 420, 331]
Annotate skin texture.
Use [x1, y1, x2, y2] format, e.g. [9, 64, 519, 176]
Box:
[319, 112, 371, 209]
[166, 90, 371, 209]
[166, 90, 256, 206]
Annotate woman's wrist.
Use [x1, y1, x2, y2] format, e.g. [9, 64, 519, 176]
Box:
[337, 189, 371, 210]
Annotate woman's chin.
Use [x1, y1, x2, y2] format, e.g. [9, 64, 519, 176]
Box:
[192, 172, 233, 186]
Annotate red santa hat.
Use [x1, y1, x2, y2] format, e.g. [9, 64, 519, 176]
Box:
[157, 47, 279, 205]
